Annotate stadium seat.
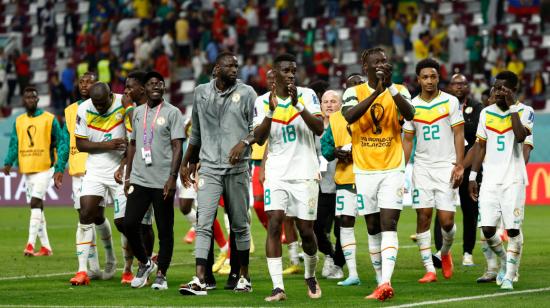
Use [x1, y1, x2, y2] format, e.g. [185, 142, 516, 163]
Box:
[252, 41, 269, 55]
[521, 48, 535, 61]
[472, 13, 483, 26]
[37, 95, 50, 108]
[507, 23, 524, 35]
[535, 48, 548, 59]
[301, 17, 316, 30]
[438, 2, 453, 15]
[179, 80, 195, 94]
[543, 35, 550, 48]
[78, 1, 89, 14]
[341, 51, 357, 65]
[338, 28, 350, 40]
[30, 47, 45, 60]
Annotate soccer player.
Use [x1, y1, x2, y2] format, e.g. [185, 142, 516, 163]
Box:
[469, 71, 534, 290]
[402, 58, 465, 283]
[63, 72, 106, 279]
[70, 83, 127, 286]
[342, 47, 415, 300]
[3, 86, 67, 257]
[320, 90, 364, 286]
[253, 53, 324, 301]
[179, 51, 256, 295]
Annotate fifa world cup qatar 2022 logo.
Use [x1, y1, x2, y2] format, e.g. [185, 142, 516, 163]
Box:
[26, 125, 36, 147]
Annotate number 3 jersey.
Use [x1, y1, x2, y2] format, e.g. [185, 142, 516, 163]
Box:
[403, 91, 464, 168]
[75, 93, 128, 178]
[476, 102, 534, 186]
[253, 87, 322, 180]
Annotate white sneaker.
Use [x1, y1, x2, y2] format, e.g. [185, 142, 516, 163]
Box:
[234, 276, 252, 292]
[179, 276, 207, 296]
[462, 253, 475, 266]
[322, 256, 334, 278]
[513, 272, 519, 282]
[325, 265, 344, 279]
[131, 260, 157, 288]
[152, 275, 168, 290]
[102, 259, 117, 280]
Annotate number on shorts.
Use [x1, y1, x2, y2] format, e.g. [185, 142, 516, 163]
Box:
[264, 189, 271, 205]
[336, 196, 344, 211]
[282, 125, 297, 143]
[422, 124, 440, 141]
[497, 135, 505, 151]
[412, 189, 420, 205]
[114, 199, 120, 214]
[357, 194, 365, 210]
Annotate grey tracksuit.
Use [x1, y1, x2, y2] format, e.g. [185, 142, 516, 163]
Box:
[189, 79, 257, 260]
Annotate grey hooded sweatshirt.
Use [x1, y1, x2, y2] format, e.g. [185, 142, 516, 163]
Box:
[189, 79, 257, 175]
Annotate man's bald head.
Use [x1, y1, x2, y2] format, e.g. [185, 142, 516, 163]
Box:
[89, 82, 113, 114]
[449, 73, 469, 101]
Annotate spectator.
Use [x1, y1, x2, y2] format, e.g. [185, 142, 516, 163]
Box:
[448, 16, 467, 68]
[413, 31, 430, 64]
[506, 29, 524, 56]
[191, 49, 207, 81]
[470, 74, 489, 102]
[506, 53, 525, 76]
[99, 23, 112, 58]
[314, 44, 332, 82]
[61, 59, 76, 101]
[153, 49, 170, 81]
[64, 7, 79, 48]
[326, 19, 338, 47]
[466, 28, 483, 75]
[162, 31, 175, 59]
[175, 12, 191, 62]
[50, 74, 68, 115]
[244, 2, 259, 40]
[5, 53, 17, 105]
[0, 50, 6, 108]
[235, 10, 249, 56]
[240, 57, 258, 84]
[206, 40, 219, 64]
[41, 2, 56, 48]
[134, 0, 152, 19]
[410, 14, 429, 44]
[483, 41, 504, 81]
[531, 71, 546, 98]
[359, 18, 376, 51]
[491, 57, 506, 79]
[393, 14, 408, 58]
[97, 57, 112, 84]
[15, 50, 30, 95]
[374, 15, 393, 56]
[136, 36, 153, 69]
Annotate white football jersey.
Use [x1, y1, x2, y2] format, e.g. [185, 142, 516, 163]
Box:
[254, 87, 322, 180]
[476, 102, 534, 186]
[403, 91, 464, 168]
[75, 94, 127, 179]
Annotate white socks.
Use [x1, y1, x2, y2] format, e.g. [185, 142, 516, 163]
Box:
[486, 233, 507, 271]
[303, 252, 318, 279]
[368, 233, 382, 284]
[267, 257, 284, 290]
[416, 230, 435, 273]
[505, 234, 523, 281]
[28, 209, 42, 247]
[340, 227, 358, 278]
[121, 233, 133, 273]
[441, 224, 456, 256]
[380, 231, 398, 285]
[288, 241, 300, 266]
[480, 230, 498, 272]
[77, 223, 94, 272]
[37, 211, 51, 250]
[95, 219, 115, 263]
[88, 225, 100, 272]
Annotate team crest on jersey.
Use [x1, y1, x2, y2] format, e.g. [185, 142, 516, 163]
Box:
[514, 208, 521, 217]
[232, 93, 241, 103]
[156, 116, 166, 126]
[438, 107, 446, 114]
[396, 187, 404, 198]
[115, 113, 123, 121]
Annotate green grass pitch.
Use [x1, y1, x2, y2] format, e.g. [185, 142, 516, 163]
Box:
[0, 206, 549, 307]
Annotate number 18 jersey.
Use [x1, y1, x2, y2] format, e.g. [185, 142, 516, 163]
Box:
[253, 87, 322, 180]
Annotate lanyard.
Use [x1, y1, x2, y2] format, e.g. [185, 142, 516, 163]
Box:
[143, 103, 162, 148]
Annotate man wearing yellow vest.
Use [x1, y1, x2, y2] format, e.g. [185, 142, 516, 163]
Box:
[3, 86, 67, 257]
[342, 47, 415, 301]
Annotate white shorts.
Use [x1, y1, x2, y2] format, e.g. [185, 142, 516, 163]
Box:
[80, 174, 127, 220]
[411, 166, 459, 212]
[355, 171, 405, 215]
[23, 168, 54, 203]
[177, 177, 197, 199]
[478, 182, 526, 230]
[335, 187, 367, 217]
[264, 179, 319, 221]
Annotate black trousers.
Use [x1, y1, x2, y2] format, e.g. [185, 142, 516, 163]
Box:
[314, 192, 345, 267]
[124, 184, 174, 274]
[433, 179, 478, 254]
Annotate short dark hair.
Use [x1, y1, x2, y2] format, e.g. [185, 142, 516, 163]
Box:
[23, 86, 38, 95]
[144, 71, 164, 84]
[308, 79, 329, 95]
[361, 47, 385, 64]
[415, 58, 440, 76]
[495, 70, 519, 89]
[273, 53, 297, 65]
[127, 71, 147, 85]
[215, 51, 236, 64]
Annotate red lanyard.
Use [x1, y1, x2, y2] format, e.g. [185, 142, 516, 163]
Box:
[143, 103, 162, 148]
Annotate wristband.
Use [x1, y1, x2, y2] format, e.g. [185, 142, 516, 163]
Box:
[469, 171, 478, 181]
[509, 104, 519, 113]
[294, 103, 305, 113]
[388, 84, 399, 96]
[266, 109, 274, 118]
